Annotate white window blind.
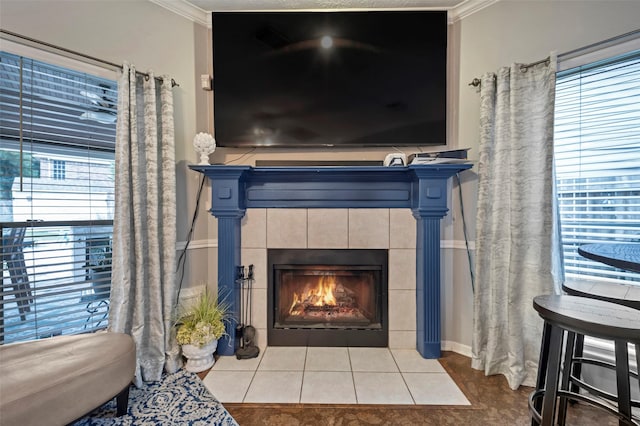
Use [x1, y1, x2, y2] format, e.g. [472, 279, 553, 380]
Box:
[554, 49, 640, 285]
[0, 50, 117, 343]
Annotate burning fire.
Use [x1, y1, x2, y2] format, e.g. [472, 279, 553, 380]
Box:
[289, 274, 338, 314]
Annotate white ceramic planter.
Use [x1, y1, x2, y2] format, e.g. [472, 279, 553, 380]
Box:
[181, 339, 218, 373]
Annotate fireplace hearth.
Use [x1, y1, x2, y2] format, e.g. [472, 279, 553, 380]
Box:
[268, 249, 388, 347]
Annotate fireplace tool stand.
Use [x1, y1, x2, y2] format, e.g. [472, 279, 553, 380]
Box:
[236, 265, 260, 359]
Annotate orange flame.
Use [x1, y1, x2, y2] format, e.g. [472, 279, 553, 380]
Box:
[289, 274, 338, 314]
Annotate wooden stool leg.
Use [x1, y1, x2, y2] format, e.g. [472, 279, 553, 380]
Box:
[541, 325, 564, 426]
[571, 333, 584, 395]
[614, 340, 631, 426]
[532, 322, 553, 426]
[636, 344, 639, 395]
[558, 331, 576, 426]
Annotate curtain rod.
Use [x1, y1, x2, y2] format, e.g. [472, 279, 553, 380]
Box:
[468, 56, 551, 87]
[0, 29, 179, 87]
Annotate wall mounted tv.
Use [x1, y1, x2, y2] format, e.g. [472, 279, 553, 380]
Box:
[212, 11, 447, 148]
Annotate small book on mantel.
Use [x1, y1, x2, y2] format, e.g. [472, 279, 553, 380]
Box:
[408, 148, 470, 165]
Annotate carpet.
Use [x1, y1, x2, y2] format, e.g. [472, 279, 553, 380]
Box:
[73, 369, 238, 425]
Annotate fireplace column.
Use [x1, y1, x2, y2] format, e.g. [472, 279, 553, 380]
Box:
[411, 169, 454, 359]
[203, 166, 249, 355]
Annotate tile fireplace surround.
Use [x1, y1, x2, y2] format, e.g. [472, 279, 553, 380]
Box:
[191, 164, 472, 359]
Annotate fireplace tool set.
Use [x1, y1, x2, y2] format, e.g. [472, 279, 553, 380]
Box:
[235, 265, 260, 359]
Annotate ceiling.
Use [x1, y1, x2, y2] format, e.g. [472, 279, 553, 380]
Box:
[150, 0, 498, 27]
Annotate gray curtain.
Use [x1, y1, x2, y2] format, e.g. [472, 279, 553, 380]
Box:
[471, 54, 564, 390]
[108, 63, 181, 386]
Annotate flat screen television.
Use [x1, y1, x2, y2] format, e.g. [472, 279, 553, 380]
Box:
[212, 11, 447, 148]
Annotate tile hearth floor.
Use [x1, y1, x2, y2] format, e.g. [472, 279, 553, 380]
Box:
[202, 346, 470, 405]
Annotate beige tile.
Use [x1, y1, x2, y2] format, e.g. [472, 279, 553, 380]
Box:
[388, 289, 416, 331]
[244, 371, 303, 403]
[389, 249, 416, 290]
[389, 331, 416, 349]
[241, 248, 267, 289]
[254, 328, 267, 349]
[202, 370, 254, 403]
[249, 287, 266, 330]
[353, 372, 414, 404]
[403, 372, 470, 405]
[391, 349, 446, 373]
[212, 351, 263, 371]
[390, 209, 416, 249]
[308, 209, 349, 248]
[241, 208, 266, 248]
[267, 209, 307, 248]
[305, 347, 351, 371]
[258, 346, 307, 371]
[348, 209, 390, 249]
[301, 371, 357, 404]
[349, 347, 398, 372]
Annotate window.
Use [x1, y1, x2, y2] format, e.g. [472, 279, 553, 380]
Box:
[52, 159, 66, 180]
[0, 48, 117, 343]
[554, 46, 640, 286]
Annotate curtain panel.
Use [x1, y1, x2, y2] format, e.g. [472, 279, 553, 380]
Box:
[108, 63, 180, 386]
[471, 55, 563, 390]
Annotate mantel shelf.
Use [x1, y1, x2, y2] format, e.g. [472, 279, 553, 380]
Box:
[189, 164, 472, 214]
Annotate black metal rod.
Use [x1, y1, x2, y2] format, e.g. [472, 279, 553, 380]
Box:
[0, 29, 179, 87]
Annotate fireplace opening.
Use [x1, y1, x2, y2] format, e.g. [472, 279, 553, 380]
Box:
[268, 249, 388, 347]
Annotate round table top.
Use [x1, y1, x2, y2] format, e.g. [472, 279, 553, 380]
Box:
[533, 294, 640, 342]
[578, 243, 640, 273]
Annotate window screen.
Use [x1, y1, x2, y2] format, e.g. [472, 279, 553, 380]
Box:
[554, 49, 640, 285]
[1, 50, 117, 343]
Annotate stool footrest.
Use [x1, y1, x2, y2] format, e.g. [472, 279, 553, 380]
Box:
[529, 389, 640, 426]
[569, 375, 640, 408]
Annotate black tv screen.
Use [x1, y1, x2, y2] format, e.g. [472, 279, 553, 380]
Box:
[212, 11, 447, 148]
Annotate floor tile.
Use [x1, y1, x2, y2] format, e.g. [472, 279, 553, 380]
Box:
[403, 372, 470, 405]
[305, 347, 351, 371]
[300, 371, 357, 404]
[353, 372, 414, 404]
[244, 371, 303, 403]
[391, 349, 446, 373]
[258, 346, 307, 371]
[212, 349, 264, 371]
[202, 370, 255, 403]
[349, 347, 399, 372]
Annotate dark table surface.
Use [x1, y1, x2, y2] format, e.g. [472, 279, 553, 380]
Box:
[563, 243, 640, 310]
[577, 243, 640, 273]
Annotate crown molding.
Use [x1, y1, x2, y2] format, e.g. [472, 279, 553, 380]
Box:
[449, 0, 498, 23]
[149, 0, 211, 28]
[151, 0, 499, 28]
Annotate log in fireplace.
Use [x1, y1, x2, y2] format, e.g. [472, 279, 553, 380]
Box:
[268, 249, 388, 347]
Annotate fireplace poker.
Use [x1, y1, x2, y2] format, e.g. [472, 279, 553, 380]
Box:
[235, 266, 245, 352]
[236, 264, 259, 359]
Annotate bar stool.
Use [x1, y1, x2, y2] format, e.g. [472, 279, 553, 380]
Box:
[529, 294, 640, 426]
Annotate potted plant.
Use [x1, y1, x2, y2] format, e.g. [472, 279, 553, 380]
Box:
[175, 288, 229, 373]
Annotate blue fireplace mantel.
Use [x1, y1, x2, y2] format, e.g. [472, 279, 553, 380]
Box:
[190, 164, 472, 358]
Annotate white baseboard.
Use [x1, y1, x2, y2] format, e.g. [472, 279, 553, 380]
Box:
[442, 340, 472, 357]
